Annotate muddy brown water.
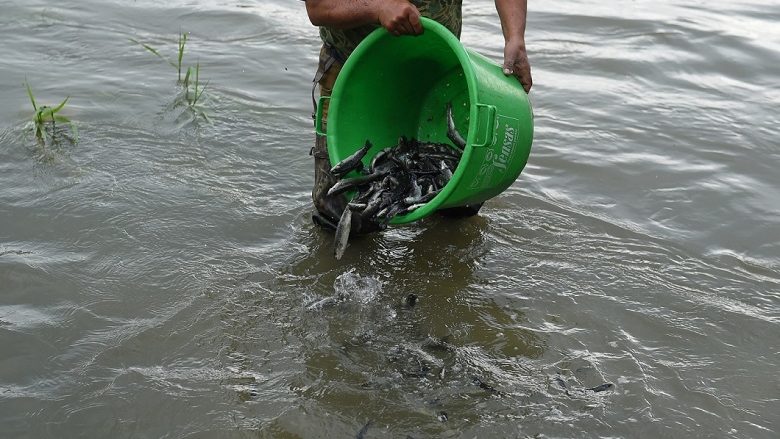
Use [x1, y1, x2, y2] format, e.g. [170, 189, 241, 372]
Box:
[1, 0, 778, 437]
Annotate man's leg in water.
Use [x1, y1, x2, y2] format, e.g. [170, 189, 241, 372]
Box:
[311, 46, 346, 230]
[310, 48, 382, 234]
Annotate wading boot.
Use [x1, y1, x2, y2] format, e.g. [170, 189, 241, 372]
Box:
[311, 134, 347, 230]
[311, 135, 381, 235]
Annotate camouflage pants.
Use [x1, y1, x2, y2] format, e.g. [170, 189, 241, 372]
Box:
[310, 45, 346, 228]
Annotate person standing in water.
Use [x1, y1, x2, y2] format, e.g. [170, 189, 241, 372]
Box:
[303, 0, 532, 231]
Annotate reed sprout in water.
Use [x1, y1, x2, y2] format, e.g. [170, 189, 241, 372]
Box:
[177, 31, 186, 83]
[182, 61, 208, 107]
[131, 31, 209, 121]
[24, 79, 78, 146]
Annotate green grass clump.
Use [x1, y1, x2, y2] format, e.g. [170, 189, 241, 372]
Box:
[25, 79, 78, 145]
[131, 31, 209, 121]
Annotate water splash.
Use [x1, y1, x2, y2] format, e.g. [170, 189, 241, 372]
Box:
[334, 269, 383, 305]
[304, 269, 384, 311]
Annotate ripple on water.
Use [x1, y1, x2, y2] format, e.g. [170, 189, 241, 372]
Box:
[1, 0, 779, 437]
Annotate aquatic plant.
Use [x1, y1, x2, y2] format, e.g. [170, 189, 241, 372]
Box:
[177, 61, 209, 122]
[24, 79, 78, 145]
[130, 37, 176, 69]
[182, 62, 209, 108]
[177, 31, 187, 83]
[131, 31, 209, 121]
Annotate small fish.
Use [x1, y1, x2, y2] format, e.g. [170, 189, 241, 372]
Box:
[382, 175, 400, 190]
[306, 296, 337, 311]
[404, 187, 441, 207]
[334, 207, 352, 259]
[587, 383, 614, 393]
[422, 336, 452, 352]
[369, 147, 393, 173]
[361, 189, 385, 218]
[355, 420, 372, 439]
[446, 102, 466, 151]
[402, 365, 431, 378]
[396, 135, 414, 154]
[403, 180, 422, 204]
[404, 203, 426, 213]
[378, 203, 404, 225]
[424, 151, 461, 161]
[439, 160, 453, 182]
[472, 376, 500, 395]
[327, 171, 386, 197]
[421, 156, 438, 172]
[405, 293, 418, 307]
[375, 206, 388, 219]
[330, 140, 372, 177]
[414, 189, 441, 205]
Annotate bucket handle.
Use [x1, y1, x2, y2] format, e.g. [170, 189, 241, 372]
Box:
[315, 96, 331, 136]
[471, 104, 497, 148]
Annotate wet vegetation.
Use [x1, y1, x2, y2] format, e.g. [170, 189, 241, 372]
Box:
[19, 30, 213, 162]
[131, 31, 209, 121]
[24, 79, 78, 154]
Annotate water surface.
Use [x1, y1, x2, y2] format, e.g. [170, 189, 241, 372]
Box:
[1, 0, 778, 437]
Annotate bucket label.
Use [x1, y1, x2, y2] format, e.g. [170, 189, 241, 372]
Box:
[470, 115, 520, 190]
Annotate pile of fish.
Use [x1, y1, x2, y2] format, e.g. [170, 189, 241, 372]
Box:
[329, 103, 467, 259]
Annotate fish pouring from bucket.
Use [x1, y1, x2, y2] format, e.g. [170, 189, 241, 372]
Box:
[329, 103, 466, 260]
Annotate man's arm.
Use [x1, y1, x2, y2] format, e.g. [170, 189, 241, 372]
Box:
[304, 0, 423, 36]
[495, 0, 532, 93]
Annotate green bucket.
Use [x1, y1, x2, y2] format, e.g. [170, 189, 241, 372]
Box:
[315, 17, 533, 224]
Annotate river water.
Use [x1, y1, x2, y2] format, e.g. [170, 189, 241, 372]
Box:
[1, 0, 778, 437]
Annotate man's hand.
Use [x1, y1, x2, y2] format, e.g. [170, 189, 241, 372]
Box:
[495, 0, 532, 93]
[377, 0, 423, 36]
[503, 38, 532, 93]
[305, 0, 422, 35]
